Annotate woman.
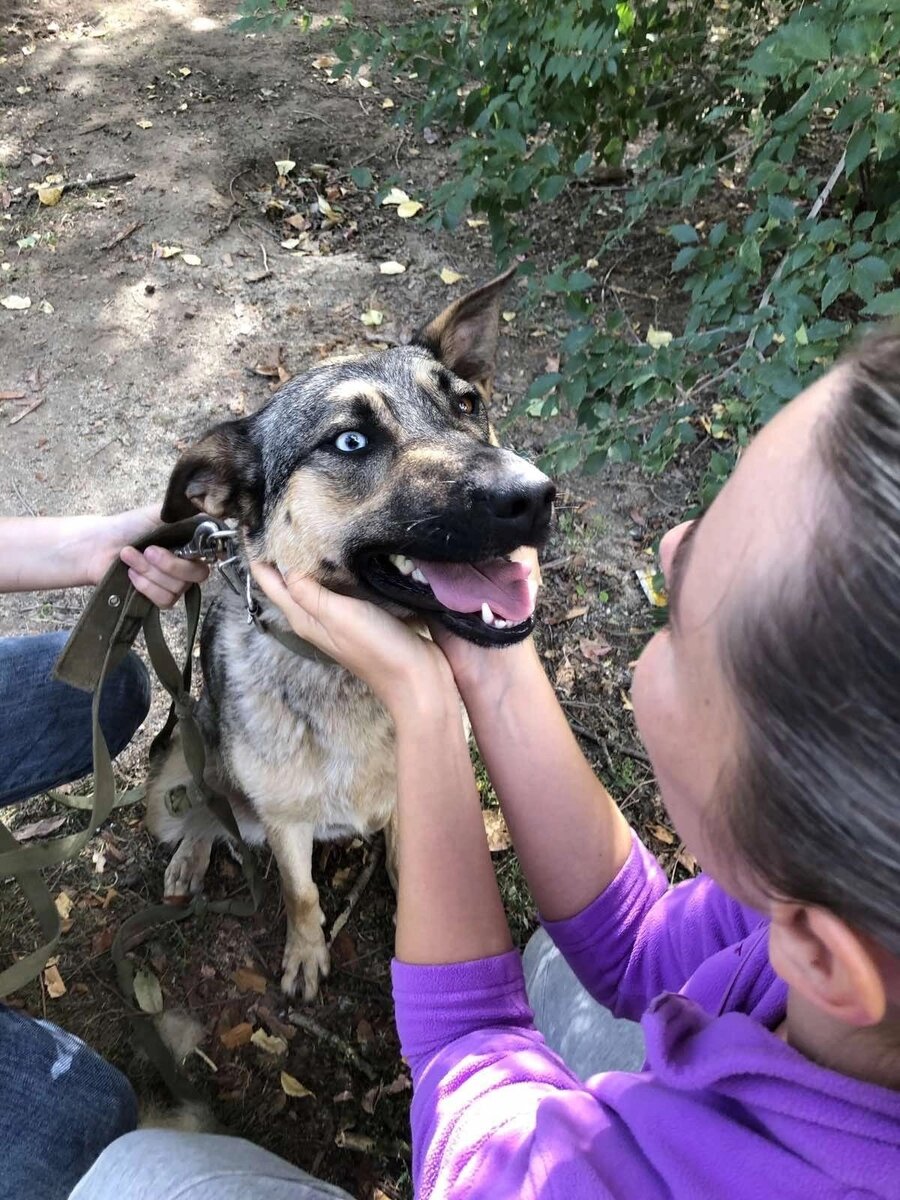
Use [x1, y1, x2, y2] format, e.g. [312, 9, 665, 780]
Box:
[76, 331, 900, 1198]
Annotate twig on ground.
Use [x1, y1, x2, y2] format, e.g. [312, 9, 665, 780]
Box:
[328, 840, 384, 949]
[13, 479, 37, 516]
[101, 220, 143, 250]
[63, 172, 136, 194]
[9, 396, 45, 426]
[286, 1010, 377, 1080]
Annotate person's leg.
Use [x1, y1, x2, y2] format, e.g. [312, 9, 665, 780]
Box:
[0, 632, 150, 806]
[0, 1004, 137, 1200]
[69, 1131, 355, 1200]
[523, 926, 645, 1079]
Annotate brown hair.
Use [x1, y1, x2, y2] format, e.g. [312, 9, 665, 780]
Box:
[723, 326, 900, 954]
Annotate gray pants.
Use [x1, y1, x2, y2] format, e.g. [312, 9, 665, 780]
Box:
[70, 931, 644, 1200]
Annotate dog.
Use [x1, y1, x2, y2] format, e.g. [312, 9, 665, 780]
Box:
[146, 268, 555, 1000]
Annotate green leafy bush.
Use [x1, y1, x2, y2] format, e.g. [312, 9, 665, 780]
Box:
[342, 0, 899, 495]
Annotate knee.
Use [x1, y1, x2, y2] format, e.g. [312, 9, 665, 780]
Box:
[99, 651, 151, 757]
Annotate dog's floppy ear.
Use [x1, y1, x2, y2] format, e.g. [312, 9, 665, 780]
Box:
[161, 419, 264, 526]
[413, 265, 516, 393]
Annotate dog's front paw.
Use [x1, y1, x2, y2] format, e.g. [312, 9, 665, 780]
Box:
[281, 911, 330, 1002]
[164, 835, 213, 902]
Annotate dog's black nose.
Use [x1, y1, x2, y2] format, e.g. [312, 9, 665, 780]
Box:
[479, 477, 556, 542]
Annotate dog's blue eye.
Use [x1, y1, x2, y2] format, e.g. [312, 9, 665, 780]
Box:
[335, 431, 368, 453]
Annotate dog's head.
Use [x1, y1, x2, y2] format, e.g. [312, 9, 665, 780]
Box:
[162, 268, 555, 646]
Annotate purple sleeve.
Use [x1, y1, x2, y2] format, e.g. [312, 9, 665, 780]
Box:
[392, 952, 662, 1200]
[542, 832, 765, 1020]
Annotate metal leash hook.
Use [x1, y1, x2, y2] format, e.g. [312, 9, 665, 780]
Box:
[174, 520, 238, 565]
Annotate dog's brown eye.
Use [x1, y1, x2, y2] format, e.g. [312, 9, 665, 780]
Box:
[457, 394, 478, 416]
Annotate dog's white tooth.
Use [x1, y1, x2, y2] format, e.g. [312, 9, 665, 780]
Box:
[481, 601, 495, 625]
[493, 617, 509, 629]
[411, 567, 428, 584]
[389, 554, 415, 576]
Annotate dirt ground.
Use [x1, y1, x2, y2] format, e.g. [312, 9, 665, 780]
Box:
[1, 4, 695, 1196]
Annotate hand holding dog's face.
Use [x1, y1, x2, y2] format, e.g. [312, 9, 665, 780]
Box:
[251, 560, 453, 718]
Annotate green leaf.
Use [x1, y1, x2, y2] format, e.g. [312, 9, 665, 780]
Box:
[669, 223, 699, 245]
[567, 270, 596, 292]
[862, 289, 900, 317]
[821, 270, 850, 311]
[573, 151, 593, 177]
[672, 246, 700, 271]
[527, 372, 563, 398]
[349, 166, 374, 188]
[536, 175, 568, 202]
[845, 128, 873, 175]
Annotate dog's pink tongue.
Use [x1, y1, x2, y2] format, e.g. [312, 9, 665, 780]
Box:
[412, 557, 535, 622]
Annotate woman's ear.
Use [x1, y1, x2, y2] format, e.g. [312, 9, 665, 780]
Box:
[769, 901, 887, 1027]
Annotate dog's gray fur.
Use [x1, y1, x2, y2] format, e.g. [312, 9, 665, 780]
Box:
[146, 271, 554, 999]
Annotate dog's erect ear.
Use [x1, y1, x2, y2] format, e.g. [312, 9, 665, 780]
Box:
[161, 420, 264, 526]
[413, 265, 516, 393]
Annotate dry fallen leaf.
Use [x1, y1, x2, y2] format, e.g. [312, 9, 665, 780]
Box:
[152, 243, 183, 259]
[647, 823, 675, 846]
[182, 253, 202, 266]
[1, 295, 31, 310]
[646, 325, 674, 349]
[356, 1018, 374, 1045]
[274, 159, 296, 177]
[579, 637, 613, 662]
[357, 76, 373, 89]
[231, 966, 268, 994]
[134, 967, 164, 1014]
[362, 1084, 381, 1114]
[635, 568, 667, 608]
[379, 260, 406, 275]
[466, 218, 487, 228]
[360, 309, 384, 327]
[220, 1022, 254, 1050]
[382, 97, 395, 109]
[396, 200, 423, 218]
[250, 1028, 288, 1056]
[135, 119, 153, 130]
[381, 187, 410, 207]
[55, 892, 74, 920]
[14, 813, 66, 841]
[178, 66, 191, 76]
[547, 604, 589, 625]
[38, 299, 54, 314]
[281, 1071, 314, 1099]
[676, 846, 699, 874]
[311, 54, 338, 71]
[280, 238, 300, 250]
[383, 1072, 411, 1095]
[439, 267, 463, 285]
[38, 185, 64, 206]
[502, 310, 517, 322]
[482, 809, 512, 853]
[16, 85, 32, 95]
[620, 688, 634, 712]
[43, 962, 66, 999]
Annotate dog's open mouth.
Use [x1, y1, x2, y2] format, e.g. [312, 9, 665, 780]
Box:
[358, 550, 539, 646]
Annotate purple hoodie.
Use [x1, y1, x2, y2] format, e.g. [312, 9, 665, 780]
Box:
[392, 834, 900, 1198]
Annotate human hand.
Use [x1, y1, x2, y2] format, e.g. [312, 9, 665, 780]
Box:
[251, 562, 455, 718]
[86, 505, 210, 609]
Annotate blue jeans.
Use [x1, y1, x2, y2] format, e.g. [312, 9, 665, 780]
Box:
[0, 631, 149, 1200]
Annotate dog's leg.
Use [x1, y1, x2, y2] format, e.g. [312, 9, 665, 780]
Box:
[146, 735, 219, 900]
[263, 820, 329, 1002]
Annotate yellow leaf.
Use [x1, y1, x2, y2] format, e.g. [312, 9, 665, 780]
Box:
[153, 244, 183, 259]
[396, 200, 423, 218]
[381, 187, 410, 207]
[250, 1028, 288, 1056]
[647, 822, 675, 845]
[381, 98, 395, 109]
[311, 54, 338, 71]
[586, 257, 599, 268]
[16, 86, 31, 95]
[281, 1071, 314, 1099]
[439, 267, 463, 285]
[482, 809, 512, 853]
[646, 326, 673, 349]
[379, 260, 406, 275]
[360, 309, 384, 327]
[178, 66, 191, 76]
[317, 196, 342, 224]
[634, 568, 667, 608]
[620, 689, 634, 712]
[39, 299, 54, 314]
[55, 892, 73, 920]
[182, 253, 202, 266]
[466, 218, 487, 228]
[135, 119, 153, 130]
[281, 238, 300, 250]
[502, 310, 517, 322]
[134, 967, 164, 1014]
[357, 76, 373, 89]
[274, 159, 296, 177]
[1, 295, 31, 310]
[43, 963, 66, 998]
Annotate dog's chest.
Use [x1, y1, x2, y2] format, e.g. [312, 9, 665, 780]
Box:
[211, 610, 397, 836]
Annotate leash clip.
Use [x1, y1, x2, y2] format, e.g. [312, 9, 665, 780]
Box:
[174, 520, 237, 565]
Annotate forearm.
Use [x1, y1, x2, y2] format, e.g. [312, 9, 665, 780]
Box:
[0, 515, 110, 592]
[393, 683, 513, 965]
[459, 639, 633, 921]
